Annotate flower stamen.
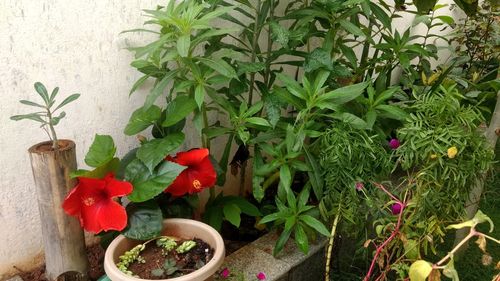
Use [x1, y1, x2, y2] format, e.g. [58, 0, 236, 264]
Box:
[192, 180, 202, 190]
[82, 197, 95, 206]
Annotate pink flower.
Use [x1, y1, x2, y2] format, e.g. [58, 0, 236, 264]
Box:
[388, 138, 400, 150]
[391, 202, 403, 215]
[355, 182, 364, 191]
[256, 272, 266, 280]
[220, 268, 230, 278]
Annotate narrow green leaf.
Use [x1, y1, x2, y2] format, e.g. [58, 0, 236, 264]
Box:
[294, 224, 309, 254]
[273, 228, 292, 256]
[320, 82, 368, 104]
[20, 100, 45, 108]
[34, 82, 49, 105]
[54, 93, 80, 112]
[197, 57, 237, 79]
[300, 215, 330, 237]
[246, 117, 271, 127]
[339, 19, 365, 37]
[177, 34, 191, 57]
[145, 70, 180, 109]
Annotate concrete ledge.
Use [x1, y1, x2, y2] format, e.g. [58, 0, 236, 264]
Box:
[219, 231, 327, 281]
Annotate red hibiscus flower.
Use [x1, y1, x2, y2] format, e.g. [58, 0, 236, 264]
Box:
[164, 148, 217, 196]
[62, 173, 133, 233]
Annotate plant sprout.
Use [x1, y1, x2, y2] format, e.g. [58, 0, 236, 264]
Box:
[10, 82, 80, 150]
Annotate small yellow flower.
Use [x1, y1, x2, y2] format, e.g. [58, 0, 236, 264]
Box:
[447, 146, 458, 159]
[430, 154, 438, 159]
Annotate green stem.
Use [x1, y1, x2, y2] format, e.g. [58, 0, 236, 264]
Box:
[46, 110, 59, 150]
[201, 103, 215, 200]
[248, 0, 262, 105]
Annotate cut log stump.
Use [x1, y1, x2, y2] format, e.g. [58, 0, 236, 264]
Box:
[29, 140, 89, 281]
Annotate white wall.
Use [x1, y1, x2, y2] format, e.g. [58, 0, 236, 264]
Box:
[0, 0, 165, 278]
[0, 0, 462, 279]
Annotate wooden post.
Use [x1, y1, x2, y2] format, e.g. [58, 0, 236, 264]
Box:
[28, 140, 89, 281]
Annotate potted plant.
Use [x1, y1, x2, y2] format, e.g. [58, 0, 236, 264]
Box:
[103, 218, 225, 281]
[10, 82, 88, 280]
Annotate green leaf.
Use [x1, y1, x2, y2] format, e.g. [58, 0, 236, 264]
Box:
[162, 95, 197, 127]
[246, 117, 271, 127]
[294, 224, 309, 254]
[413, 0, 438, 13]
[223, 196, 261, 216]
[20, 100, 45, 108]
[223, 204, 241, 227]
[177, 34, 190, 57]
[129, 74, 150, 96]
[376, 104, 408, 120]
[54, 94, 80, 112]
[409, 260, 432, 281]
[270, 21, 290, 47]
[71, 158, 120, 179]
[122, 201, 163, 240]
[273, 228, 292, 256]
[304, 147, 323, 200]
[10, 113, 46, 123]
[276, 73, 306, 100]
[443, 256, 459, 281]
[197, 57, 237, 79]
[194, 84, 205, 108]
[34, 82, 49, 105]
[338, 19, 364, 37]
[320, 82, 368, 104]
[145, 70, 179, 109]
[203, 205, 224, 231]
[127, 160, 186, 202]
[436, 15, 454, 25]
[300, 215, 330, 237]
[124, 105, 161, 135]
[447, 210, 494, 232]
[84, 134, 116, 168]
[136, 133, 185, 172]
[334, 112, 368, 129]
[304, 48, 332, 73]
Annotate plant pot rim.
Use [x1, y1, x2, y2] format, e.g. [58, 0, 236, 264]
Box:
[28, 139, 75, 154]
[104, 218, 225, 281]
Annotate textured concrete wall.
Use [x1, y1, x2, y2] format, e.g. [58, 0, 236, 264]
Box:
[0, 0, 165, 278]
[0, 0, 462, 279]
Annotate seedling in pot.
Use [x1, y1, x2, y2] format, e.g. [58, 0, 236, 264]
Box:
[10, 82, 80, 150]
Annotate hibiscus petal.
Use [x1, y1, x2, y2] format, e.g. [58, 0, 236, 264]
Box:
[165, 170, 191, 196]
[80, 201, 103, 233]
[174, 148, 209, 166]
[62, 185, 82, 216]
[194, 156, 217, 188]
[97, 199, 129, 232]
[104, 174, 133, 198]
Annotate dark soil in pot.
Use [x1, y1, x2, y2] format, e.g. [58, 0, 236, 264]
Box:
[126, 238, 214, 280]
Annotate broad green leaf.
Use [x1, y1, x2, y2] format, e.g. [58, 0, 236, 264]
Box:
[223, 196, 261, 216]
[54, 94, 80, 112]
[84, 134, 116, 168]
[409, 260, 432, 281]
[447, 210, 494, 232]
[304, 48, 332, 73]
[413, 0, 438, 13]
[34, 82, 49, 105]
[197, 57, 237, 79]
[436, 15, 454, 25]
[127, 160, 186, 202]
[71, 158, 120, 179]
[443, 256, 459, 281]
[124, 105, 161, 135]
[122, 201, 163, 240]
[177, 34, 190, 57]
[136, 133, 185, 172]
[300, 215, 330, 236]
[276, 73, 307, 100]
[270, 21, 290, 47]
[145, 70, 179, 109]
[223, 203, 241, 227]
[162, 95, 197, 127]
[294, 224, 309, 254]
[320, 82, 368, 104]
[203, 205, 224, 231]
[334, 112, 368, 129]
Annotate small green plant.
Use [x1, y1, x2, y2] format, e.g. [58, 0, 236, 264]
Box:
[10, 82, 80, 150]
[156, 236, 178, 252]
[176, 240, 197, 253]
[116, 244, 146, 276]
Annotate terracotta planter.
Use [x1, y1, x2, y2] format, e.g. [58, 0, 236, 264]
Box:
[104, 218, 225, 281]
